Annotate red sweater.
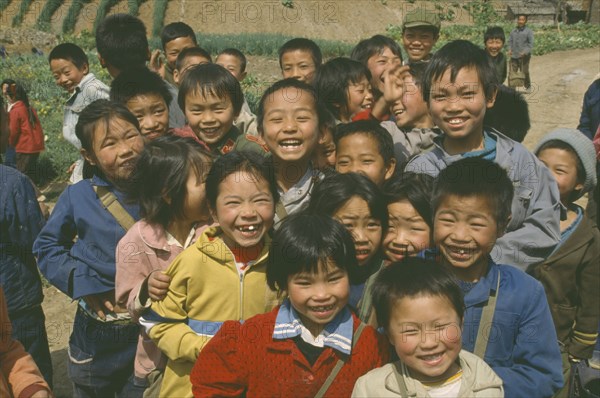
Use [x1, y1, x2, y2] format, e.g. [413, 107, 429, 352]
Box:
[191, 306, 390, 398]
[8, 101, 44, 154]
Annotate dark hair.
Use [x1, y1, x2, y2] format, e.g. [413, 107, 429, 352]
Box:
[48, 43, 88, 70]
[406, 61, 428, 87]
[421, 40, 498, 103]
[314, 57, 372, 120]
[278, 38, 322, 69]
[334, 120, 395, 167]
[267, 213, 359, 291]
[205, 151, 279, 211]
[178, 63, 243, 115]
[129, 135, 213, 227]
[95, 14, 149, 71]
[7, 81, 37, 127]
[110, 67, 172, 105]
[517, 14, 528, 21]
[161, 22, 197, 49]
[484, 26, 506, 44]
[257, 78, 327, 134]
[218, 48, 247, 72]
[384, 172, 435, 228]
[175, 47, 212, 71]
[372, 257, 464, 329]
[350, 35, 403, 67]
[536, 140, 585, 202]
[484, 85, 530, 142]
[432, 157, 513, 233]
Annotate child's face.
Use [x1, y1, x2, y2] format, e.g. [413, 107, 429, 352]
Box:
[387, 294, 462, 383]
[126, 93, 169, 141]
[485, 38, 504, 57]
[81, 116, 144, 183]
[402, 27, 438, 62]
[537, 148, 583, 205]
[384, 199, 431, 262]
[50, 58, 88, 93]
[287, 260, 350, 337]
[428, 66, 495, 154]
[185, 90, 236, 146]
[216, 54, 246, 82]
[344, 77, 374, 122]
[165, 36, 197, 68]
[281, 50, 317, 84]
[367, 46, 402, 94]
[313, 127, 336, 171]
[211, 170, 275, 249]
[392, 74, 431, 129]
[261, 88, 320, 165]
[173, 56, 211, 86]
[434, 194, 500, 282]
[335, 133, 396, 187]
[333, 196, 382, 267]
[181, 167, 211, 224]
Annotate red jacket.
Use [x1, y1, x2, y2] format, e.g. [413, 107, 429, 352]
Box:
[191, 306, 390, 398]
[8, 101, 44, 154]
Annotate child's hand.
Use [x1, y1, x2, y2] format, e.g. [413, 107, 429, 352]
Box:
[147, 271, 171, 301]
[149, 50, 166, 79]
[82, 291, 116, 320]
[67, 161, 77, 174]
[382, 64, 410, 105]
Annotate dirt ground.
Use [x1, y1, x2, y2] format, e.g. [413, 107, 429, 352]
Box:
[41, 46, 599, 397]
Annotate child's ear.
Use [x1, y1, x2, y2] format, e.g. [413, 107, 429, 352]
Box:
[208, 204, 218, 222]
[80, 148, 96, 166]
[240, 71, 247, 81]
[173, 69, 180, 85]
[486, 86, 498, 109]
[82, 63, 90, 75]
[98, 54, 106, 69]
[497, 215, 511, 238]
[384, 158, 397, 181]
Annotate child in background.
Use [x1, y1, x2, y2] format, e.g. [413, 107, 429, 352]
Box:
[353, 258, 504, 397]
[191, 213, 390, 397]
[110, 67, 171, 140]
[278, 38, 322, 84]
[532, 128, 599, 394]
[49, 42, 110, 183]
[257, 78, 324, 227]
[406, 40, 561, 269]
[401, 5, 440, 63]
[116, 135, 214, 395]
[312, 110, 337, 172]
[484, 26, 508, 85]
[33, 100, 145, 397]
[335, 120, 397, 187]
[314, 57, 374, 123]
[307, 172, 387, 325]
[150, 22, 197, 86]
[172, 47, 212, 87]
[429, 157, 563, 398]
[142, 151, 280, 398]
[383, 172, 434, 263]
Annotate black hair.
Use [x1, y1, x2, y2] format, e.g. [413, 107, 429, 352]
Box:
[178, 63, 243, 115]
[308, 172, 388, 230]
[432, 157, 513, 233]
[421, 40, 498, 103]
[517, 14, 528, 21]
[372, 257, 464, 329]
[383, 172, 435, 228]
[110, 67, 172, 105]
[484, 85, 530, 142]
[218, 48, 247, 73]
[314, 57, 372, 120]
[334, 120, 395, 167]
[175, 47, 213, 71]
[278, 38, 322, 69]
[536, 140, 585, 202]
[267, 213, 359, 291]
[205, 150, 279, 211]
[161, 22, 197, 49]
[257, 78, 327, 134]
[48, 43, 88, 70]
[405, 61, 428, 87]
[95, 13, 149, 71]
[6, 81, 37, 127]
[129, 135, 213, 228]
[350, 35, 403, 67]
[484, 26, 506, 44]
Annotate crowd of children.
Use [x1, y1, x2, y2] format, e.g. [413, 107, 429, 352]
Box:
[0, 6, 598, 398]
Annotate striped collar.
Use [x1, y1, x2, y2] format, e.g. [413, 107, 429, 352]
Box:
[272, 299, 354, 355]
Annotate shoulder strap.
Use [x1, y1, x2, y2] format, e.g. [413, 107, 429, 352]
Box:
[93, 185, 135, 231]
[314, 322, 367, 398]
[473, 269, 501, 359]
[275, 199, 288, 222]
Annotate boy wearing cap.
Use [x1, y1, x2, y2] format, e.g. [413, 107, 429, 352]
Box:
[401, 6, 440, 63]
[532, 128, 599, 395]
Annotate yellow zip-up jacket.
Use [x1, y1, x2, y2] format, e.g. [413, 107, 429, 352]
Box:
[144, 226, 279, 398]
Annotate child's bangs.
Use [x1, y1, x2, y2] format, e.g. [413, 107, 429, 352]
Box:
[192, 83, 231, 105]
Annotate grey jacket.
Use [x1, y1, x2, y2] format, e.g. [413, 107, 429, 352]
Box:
[509, 26, 534, 58]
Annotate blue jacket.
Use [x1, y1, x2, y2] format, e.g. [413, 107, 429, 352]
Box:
[406, 129, 561, 269]
[33, 176, 140, 300]
[577, 79, 600, 140]
[0, 165, 45, 313]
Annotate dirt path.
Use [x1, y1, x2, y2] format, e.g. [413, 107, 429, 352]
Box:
[41, 46, 599, 398]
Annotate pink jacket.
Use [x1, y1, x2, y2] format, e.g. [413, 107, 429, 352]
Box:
[115, 220, 209, 379]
